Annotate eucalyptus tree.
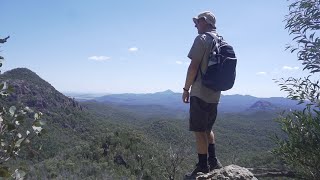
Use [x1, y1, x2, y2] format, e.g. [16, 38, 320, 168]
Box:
[273, 1, 320, 179]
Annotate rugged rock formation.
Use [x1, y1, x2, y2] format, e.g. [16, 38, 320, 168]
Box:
[0, 68, 82, 112]
[186, 165, 258, 180]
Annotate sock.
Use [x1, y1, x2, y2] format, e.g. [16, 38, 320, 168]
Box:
[198, 154, 208, 168]
[208, 144, 216, 163]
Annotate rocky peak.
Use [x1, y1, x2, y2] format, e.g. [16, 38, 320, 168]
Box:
[3, 68, 39, 78]
[249, 100, 277, 111]
[154, 89, 175, 95]
[0, 68, 82, 112]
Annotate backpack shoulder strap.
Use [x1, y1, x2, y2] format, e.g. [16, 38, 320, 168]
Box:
[197, 32, 220, 78]
[195, 32, 218, 80]
[204, 32, 221, 53]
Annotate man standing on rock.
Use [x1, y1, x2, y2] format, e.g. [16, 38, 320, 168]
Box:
[182, 11, 222, 178]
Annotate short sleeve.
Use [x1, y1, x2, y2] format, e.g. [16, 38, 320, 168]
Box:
[187, 35, 205, 63]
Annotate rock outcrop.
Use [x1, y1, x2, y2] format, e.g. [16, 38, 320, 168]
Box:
[187, 165, 258, 180]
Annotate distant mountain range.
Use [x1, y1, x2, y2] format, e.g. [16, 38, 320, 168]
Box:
[66, 90, 303, 113]
[0, 68, 292, 178]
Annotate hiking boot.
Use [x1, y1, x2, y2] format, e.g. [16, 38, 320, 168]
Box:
[185, 163, 209, 179]
[209, 158, 223, 171]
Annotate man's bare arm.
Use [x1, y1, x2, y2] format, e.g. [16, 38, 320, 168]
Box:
[184, 58, 201, 91]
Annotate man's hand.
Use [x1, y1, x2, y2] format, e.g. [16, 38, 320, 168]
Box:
[182, 91, 190, 103]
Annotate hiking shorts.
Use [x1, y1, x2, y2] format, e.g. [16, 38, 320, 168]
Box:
[189, 96, 218, 132]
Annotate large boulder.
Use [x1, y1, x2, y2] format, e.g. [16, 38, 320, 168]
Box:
[196, 165, 258, 180]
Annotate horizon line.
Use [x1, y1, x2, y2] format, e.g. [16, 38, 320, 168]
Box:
[62, 90, 287, 99]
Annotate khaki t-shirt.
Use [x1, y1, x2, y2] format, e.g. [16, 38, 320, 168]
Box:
[188, 31, 221, 103]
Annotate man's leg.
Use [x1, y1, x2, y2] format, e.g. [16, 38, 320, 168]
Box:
[206, 131, 215, 144]
[186, 97, 210, 177]
[195, 132, 208, 154]
[206, 130, 222, 170]
[206, 131, 216, 163]
[185, 131, 209, 178]
[193, 132, 209, 173]
[195, 131, 208, 170]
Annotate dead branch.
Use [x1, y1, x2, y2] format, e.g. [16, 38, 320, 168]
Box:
[0, 36, 10, 44]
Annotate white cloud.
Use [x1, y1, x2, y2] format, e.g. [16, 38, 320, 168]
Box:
[282, 66, 299, 71]
[88, 56, 111, 62]
[128, 47, 138, 52]
[175, 61, 190, 66]
[256, 72, 267, 75]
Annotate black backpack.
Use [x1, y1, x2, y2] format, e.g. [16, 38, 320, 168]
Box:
[199, 33, 237, 91]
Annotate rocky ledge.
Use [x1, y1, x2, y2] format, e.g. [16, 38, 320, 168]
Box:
[185, 165, 258, 180]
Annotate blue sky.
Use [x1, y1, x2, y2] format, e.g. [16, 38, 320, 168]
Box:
[1, 0, 307, 97]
